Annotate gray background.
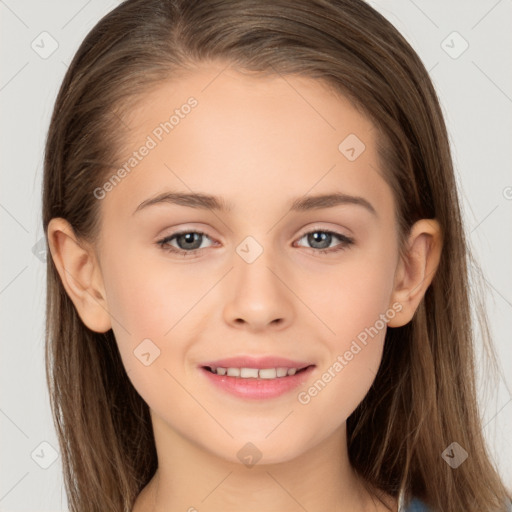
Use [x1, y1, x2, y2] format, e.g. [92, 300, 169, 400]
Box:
[1, 0, 511, 510]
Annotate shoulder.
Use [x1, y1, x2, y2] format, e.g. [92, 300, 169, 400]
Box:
[403, 497, 433, 511]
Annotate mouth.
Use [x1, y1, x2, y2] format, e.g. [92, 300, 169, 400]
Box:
[198, 358, 316, 400]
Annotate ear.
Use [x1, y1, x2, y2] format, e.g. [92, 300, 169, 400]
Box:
[387, 219, 442, 327]
[47, 218, 112, 333]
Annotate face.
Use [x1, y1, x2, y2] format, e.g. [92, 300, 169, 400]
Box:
[93, 64, 401, 464]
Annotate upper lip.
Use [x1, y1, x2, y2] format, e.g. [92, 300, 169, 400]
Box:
[200, 356, 314, 370]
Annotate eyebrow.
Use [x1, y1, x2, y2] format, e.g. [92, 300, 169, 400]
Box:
[133, 191, 377, 216]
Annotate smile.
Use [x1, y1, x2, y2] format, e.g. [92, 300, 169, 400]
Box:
[200, 364, 315, 400]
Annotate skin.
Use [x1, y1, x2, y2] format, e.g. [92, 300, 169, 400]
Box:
[48, 63, 442, 512]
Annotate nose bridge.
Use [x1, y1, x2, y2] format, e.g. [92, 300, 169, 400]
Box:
[233, 232, 284, 297]
[222, 233, 295, 330]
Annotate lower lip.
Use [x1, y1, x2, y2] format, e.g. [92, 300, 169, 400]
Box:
[200, 366, 315, 399]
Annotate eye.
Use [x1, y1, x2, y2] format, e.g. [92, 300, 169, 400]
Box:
[156, 227, 354, 257]
[294, 228, 354, 254]
[157, 230, 216, 257]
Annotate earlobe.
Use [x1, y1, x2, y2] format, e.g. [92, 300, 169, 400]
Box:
[47, 218, 112, 333]
[387, 219, 443, 328]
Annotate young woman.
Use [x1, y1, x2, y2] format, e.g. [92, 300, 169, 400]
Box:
[42, 0, 511, 511]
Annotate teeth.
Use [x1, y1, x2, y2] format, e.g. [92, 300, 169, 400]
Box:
[240, 368, 259, 378]
[210, 366, 303, 378]
[259, 368, 277, 379]
[276, 367, 288, 377]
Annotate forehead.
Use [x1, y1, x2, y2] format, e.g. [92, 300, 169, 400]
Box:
[101, 64, 390, 220]
[123, 64, 377, 149]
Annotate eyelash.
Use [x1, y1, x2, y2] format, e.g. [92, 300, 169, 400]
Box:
[156, 228, 354, 258]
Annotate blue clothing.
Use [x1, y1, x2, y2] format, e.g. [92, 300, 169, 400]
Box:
[404, 497, 431, 511]
[404, 496, 512, 511]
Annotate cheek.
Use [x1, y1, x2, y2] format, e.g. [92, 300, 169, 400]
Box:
[317, 237, 398, 345]
[102, 260, 193, 417]
[100, 252, 196, 383]
[99, 254, 221, 452]
[296, 339, 384, 451]
[298, 238, 397, 417]
[296, 289, 390, 443]
[102, 250, 199, 336]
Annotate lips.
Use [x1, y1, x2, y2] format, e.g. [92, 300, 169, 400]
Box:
[198, 355, 316, 399]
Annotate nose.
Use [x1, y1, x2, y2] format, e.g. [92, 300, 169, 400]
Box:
[222, 247, 295, 332]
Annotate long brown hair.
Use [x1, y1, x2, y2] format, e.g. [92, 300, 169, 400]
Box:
[42, 1, 511, 510]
